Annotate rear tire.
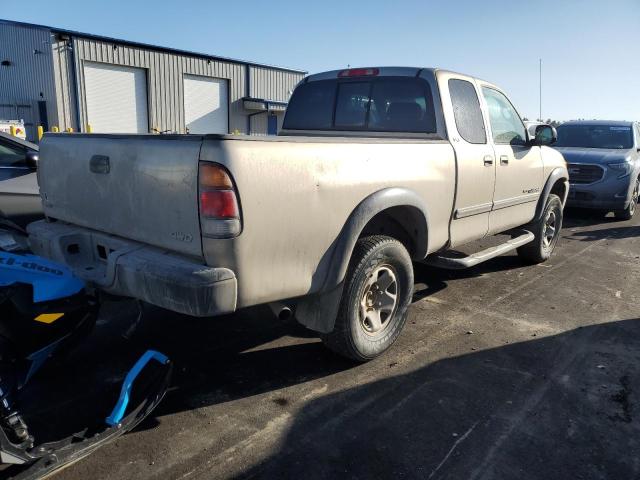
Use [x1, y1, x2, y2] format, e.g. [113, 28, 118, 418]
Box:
[322, 235, 413, 362]
[517, 194, 563, 264]
[614, 177, 639, 221]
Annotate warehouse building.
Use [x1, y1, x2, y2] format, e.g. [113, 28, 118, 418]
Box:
[0, 19, 306, 141]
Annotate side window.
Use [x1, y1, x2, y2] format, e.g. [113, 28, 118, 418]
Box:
[334, 82, 370, 129]
[368, 78, 436, 133]
[481, 87, 527, 145]
[0, 142, 27, 167]
[448, 79, 486, 144]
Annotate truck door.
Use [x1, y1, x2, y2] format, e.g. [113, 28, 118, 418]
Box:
[438, 73, 496, 247]
[479, 86, 544, 234]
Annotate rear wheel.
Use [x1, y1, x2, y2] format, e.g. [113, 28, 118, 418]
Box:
[517, 194, 563, 264]
[614, 177, 639, 221]
[322, 235, 413, 362]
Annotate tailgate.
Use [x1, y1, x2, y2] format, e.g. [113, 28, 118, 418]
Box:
[38, 134, 204, 258]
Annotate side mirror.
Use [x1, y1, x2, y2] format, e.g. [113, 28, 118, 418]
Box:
[531, 124, 557, 146]
[25, 150, 39, 169]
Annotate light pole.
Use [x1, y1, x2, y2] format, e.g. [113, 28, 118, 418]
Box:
[539, 58, 542, 122]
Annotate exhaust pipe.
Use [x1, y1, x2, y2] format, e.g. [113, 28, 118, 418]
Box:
[269, 302, 293, 321]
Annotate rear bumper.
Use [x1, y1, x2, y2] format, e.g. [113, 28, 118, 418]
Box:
[27, 221, 236, 317]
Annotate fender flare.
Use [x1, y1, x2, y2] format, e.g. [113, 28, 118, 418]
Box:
[295, 188, 429, 334]
[534, 167, 569, 221]
[322, 187, 430, 290]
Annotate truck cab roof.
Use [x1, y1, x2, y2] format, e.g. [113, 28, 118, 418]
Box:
[306, 67, 434, 82]
[305, 66, 494, 86]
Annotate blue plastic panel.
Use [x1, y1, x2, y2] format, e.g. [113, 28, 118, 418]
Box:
[0, 251, 84, 302]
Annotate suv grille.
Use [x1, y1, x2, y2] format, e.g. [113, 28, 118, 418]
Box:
[567, 163, 604, 184]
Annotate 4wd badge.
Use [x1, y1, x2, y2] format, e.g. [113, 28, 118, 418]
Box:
[171, 232, 193, 243]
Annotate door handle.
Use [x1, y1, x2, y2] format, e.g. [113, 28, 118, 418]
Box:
[483, 155, 494, 166]
[500, 155, 509, 165]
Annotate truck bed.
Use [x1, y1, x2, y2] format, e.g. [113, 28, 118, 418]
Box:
[36, 132, 456, 309]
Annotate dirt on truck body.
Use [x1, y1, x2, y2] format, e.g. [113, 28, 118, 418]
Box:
[28, 66, 568, 361]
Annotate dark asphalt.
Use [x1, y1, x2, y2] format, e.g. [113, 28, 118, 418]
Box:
[4, 209, 640, 479]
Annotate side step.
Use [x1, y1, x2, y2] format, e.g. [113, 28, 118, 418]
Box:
[425, 231, 534, 270]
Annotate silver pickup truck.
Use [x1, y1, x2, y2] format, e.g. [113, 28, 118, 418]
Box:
[27, 67, 568, 361]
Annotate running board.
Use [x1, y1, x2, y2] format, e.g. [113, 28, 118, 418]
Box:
[425, 231, 534, 270]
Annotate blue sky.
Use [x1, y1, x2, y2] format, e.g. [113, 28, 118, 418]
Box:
[4, 0, 639, 121]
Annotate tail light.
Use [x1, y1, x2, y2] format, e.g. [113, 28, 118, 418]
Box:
[338, 68, 379, 78]
[199, 162, 241, 238]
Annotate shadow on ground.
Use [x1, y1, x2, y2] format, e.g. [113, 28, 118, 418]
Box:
[562, 207, 640, 242]
[239, 319, 640, 480]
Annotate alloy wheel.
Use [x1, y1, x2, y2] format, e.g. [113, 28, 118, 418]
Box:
[543, 210, 557, 249]
[359, 265, 398, 335]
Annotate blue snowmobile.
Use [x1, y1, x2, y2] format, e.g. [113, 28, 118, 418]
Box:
[0, 220, 171, 479]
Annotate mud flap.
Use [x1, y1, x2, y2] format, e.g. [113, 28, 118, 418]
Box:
[294, 282, 344, 334]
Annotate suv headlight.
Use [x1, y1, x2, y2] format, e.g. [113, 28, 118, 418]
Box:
[608, 161, 633, 178]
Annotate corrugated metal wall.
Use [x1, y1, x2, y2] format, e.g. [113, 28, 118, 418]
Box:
[58, 36, 246, 134]
[250, 112, 286, 136]
[248, 65, 304, 102]
[1, 21, 306, 137]
[51, 37, 305, 135]
[248, 66, 303, 134]
[250, 113, 268, 136]
[0, 22, 58, 140]
[50, 35, 78, 131]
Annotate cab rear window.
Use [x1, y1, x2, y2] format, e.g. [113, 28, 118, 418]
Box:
[282, 81, 336, 130]
[283, 77, 437, 134]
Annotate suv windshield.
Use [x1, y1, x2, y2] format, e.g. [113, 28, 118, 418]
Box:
[283, 77, 437, 134]
[555, 124, 633, 149]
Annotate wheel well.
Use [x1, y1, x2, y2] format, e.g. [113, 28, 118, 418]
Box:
[359, 206, 427, 259]
[550, 179, 567, 204]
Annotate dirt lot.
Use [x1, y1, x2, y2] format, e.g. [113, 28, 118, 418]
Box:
[7, 210, 640, 480]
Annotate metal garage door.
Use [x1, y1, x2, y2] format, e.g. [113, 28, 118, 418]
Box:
[84, 62, 149, 133]
[183, 75, 228, 134]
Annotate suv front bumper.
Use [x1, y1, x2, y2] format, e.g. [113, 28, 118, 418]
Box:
[27, 221, 237, 317]
[566, 173, 633, 210]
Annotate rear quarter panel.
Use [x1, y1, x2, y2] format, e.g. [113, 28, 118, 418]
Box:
[200, 136, 456, 307]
